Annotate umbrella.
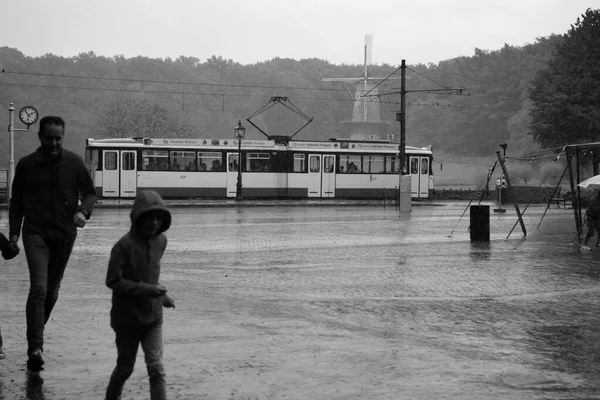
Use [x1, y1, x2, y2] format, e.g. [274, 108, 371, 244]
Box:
[578, 175, 600, 190]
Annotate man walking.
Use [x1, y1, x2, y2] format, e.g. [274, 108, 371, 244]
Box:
[8, 116, 97, 371]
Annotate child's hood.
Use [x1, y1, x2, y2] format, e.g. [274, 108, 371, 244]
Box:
[130, 190, 172, 234]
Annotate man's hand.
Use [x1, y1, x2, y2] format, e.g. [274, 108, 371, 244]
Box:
[8, 235, 19, 252]
[163, 294, 175, 309]
[154, 284, 168, 296]
[73, 211, 87, 228]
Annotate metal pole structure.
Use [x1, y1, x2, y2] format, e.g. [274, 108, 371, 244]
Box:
[537, 163, 568, 229]
[400, 59, 406, 178]
[576, 147, 582, 228]
[396, 59, 411, 212]
[506, 172, 548, 239]
[565, 147, 580, 235]
[497, 151, 526, 236]
[236, 137, 243, 201]
[7, 103, 15, 203]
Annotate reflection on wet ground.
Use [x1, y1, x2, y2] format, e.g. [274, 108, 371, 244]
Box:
[1, 202, 600, 399]
[25, 371, 45, 400]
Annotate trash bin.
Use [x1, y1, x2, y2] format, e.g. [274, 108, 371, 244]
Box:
[470, 205, 490, 241]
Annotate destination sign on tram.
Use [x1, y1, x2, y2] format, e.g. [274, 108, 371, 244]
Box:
[146, 138, 274, 147]
[289, 141, 398, 150]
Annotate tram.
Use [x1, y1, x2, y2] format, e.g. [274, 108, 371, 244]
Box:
[85, 137, 434, 199]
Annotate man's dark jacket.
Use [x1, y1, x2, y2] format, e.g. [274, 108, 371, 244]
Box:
[9, 147, 97, 241]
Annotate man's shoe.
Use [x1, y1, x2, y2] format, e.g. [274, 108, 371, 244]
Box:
[581, 245, 592, 251]
[27, 349, 44, 371]
[0, 347, 5, 360]
[0, 233, 19, 260]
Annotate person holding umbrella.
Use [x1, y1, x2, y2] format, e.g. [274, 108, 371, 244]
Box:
[577, 175, 600, 250]
[581, 190, 600, 250]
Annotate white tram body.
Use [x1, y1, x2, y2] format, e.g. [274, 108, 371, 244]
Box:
[85, 137, 434, 199]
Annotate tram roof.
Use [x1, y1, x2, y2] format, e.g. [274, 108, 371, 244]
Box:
[85, 137, 432, 154]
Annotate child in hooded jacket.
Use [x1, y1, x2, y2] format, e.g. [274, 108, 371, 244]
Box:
[105, 190, 175, 400]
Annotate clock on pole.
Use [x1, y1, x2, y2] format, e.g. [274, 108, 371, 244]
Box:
[18, 105, 39, 126]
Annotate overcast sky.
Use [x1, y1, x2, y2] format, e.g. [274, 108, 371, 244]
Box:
[1, 0, 593, 66]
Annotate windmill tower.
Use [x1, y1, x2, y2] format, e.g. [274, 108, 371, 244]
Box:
[323, 35, 397, 141]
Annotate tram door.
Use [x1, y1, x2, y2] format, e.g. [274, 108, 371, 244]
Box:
[307, 154, 321, 197]
[409, 157, 420, 197]
[120, 151, 137, 198]
[322, 155, 336, 198]
[226, 153, 239, 198]
[307, 154, 336, 198]
[102, 150, 119, 197]
[419, 157, 429, 197]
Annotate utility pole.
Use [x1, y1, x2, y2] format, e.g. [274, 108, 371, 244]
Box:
[400, 59, 406, 176]
[363, 60, 464, 212]
[396, 59, 410, 211]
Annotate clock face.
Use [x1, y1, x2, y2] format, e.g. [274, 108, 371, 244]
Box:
[19, 106, 39, 126]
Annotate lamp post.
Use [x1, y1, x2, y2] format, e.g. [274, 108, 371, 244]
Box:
[234, 120, 246, 201]
[7, 103, 38, 203]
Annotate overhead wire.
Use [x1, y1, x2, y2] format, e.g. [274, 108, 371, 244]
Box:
[1, 81, 528, 112]
[1, 70, 348, 93]
[0, 81, 358, 103]
[406, 66, 451, 90]
[2, 69, 526, 106]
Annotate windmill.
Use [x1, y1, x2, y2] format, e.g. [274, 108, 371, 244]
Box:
[323, 35, 399, 141]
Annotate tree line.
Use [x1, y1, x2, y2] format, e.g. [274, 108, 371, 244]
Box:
[0, 8, 597, 164]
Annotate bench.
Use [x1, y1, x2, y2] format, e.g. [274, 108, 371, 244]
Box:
[548, 192, 573, 209]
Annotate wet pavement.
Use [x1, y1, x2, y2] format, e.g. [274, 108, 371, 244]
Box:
[1, 201, 600, 399]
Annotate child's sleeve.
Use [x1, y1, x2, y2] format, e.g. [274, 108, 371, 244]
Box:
[106, 243, 164, 296]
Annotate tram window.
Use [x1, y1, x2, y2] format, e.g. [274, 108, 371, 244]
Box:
[247, 152, 270, 172]
[339, 155, 348, 173]
[86, 149, 100, 171]
[228, 154, 239, 172]
[142, 150, 169, 171]
[104, 152, 117, 171]
[122, 152, 135, 171]
[367, 155, 384, 174]
[384, 155, 399, 173]
[309, 155, 320, 173]
[170, 151, 195, 171]
[410, 158, 419, 174]
[421, 158, 429, 175]
[293, 154, 306, 172]
[341, 155, 361, 173]
[324, 156, 334, 173]
[199, 152, 222, 172]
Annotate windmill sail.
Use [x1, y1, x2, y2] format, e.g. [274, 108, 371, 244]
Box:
[323, 34, 395, 141]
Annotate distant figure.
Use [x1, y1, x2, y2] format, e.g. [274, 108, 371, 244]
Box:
[185, 162, 195, 171]
[339, 165, 345, 173]
[581, 190, 600, 251]
[348, 162, 358, 173]
[105, 191, 175, 399]
[9, 115, 97, 371]
[211, 160, 221, 171]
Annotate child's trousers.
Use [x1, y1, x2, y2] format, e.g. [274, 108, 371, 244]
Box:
[105, 321, 166, 400]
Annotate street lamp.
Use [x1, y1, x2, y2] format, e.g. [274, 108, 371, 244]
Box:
[234, 120, 246, 200]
